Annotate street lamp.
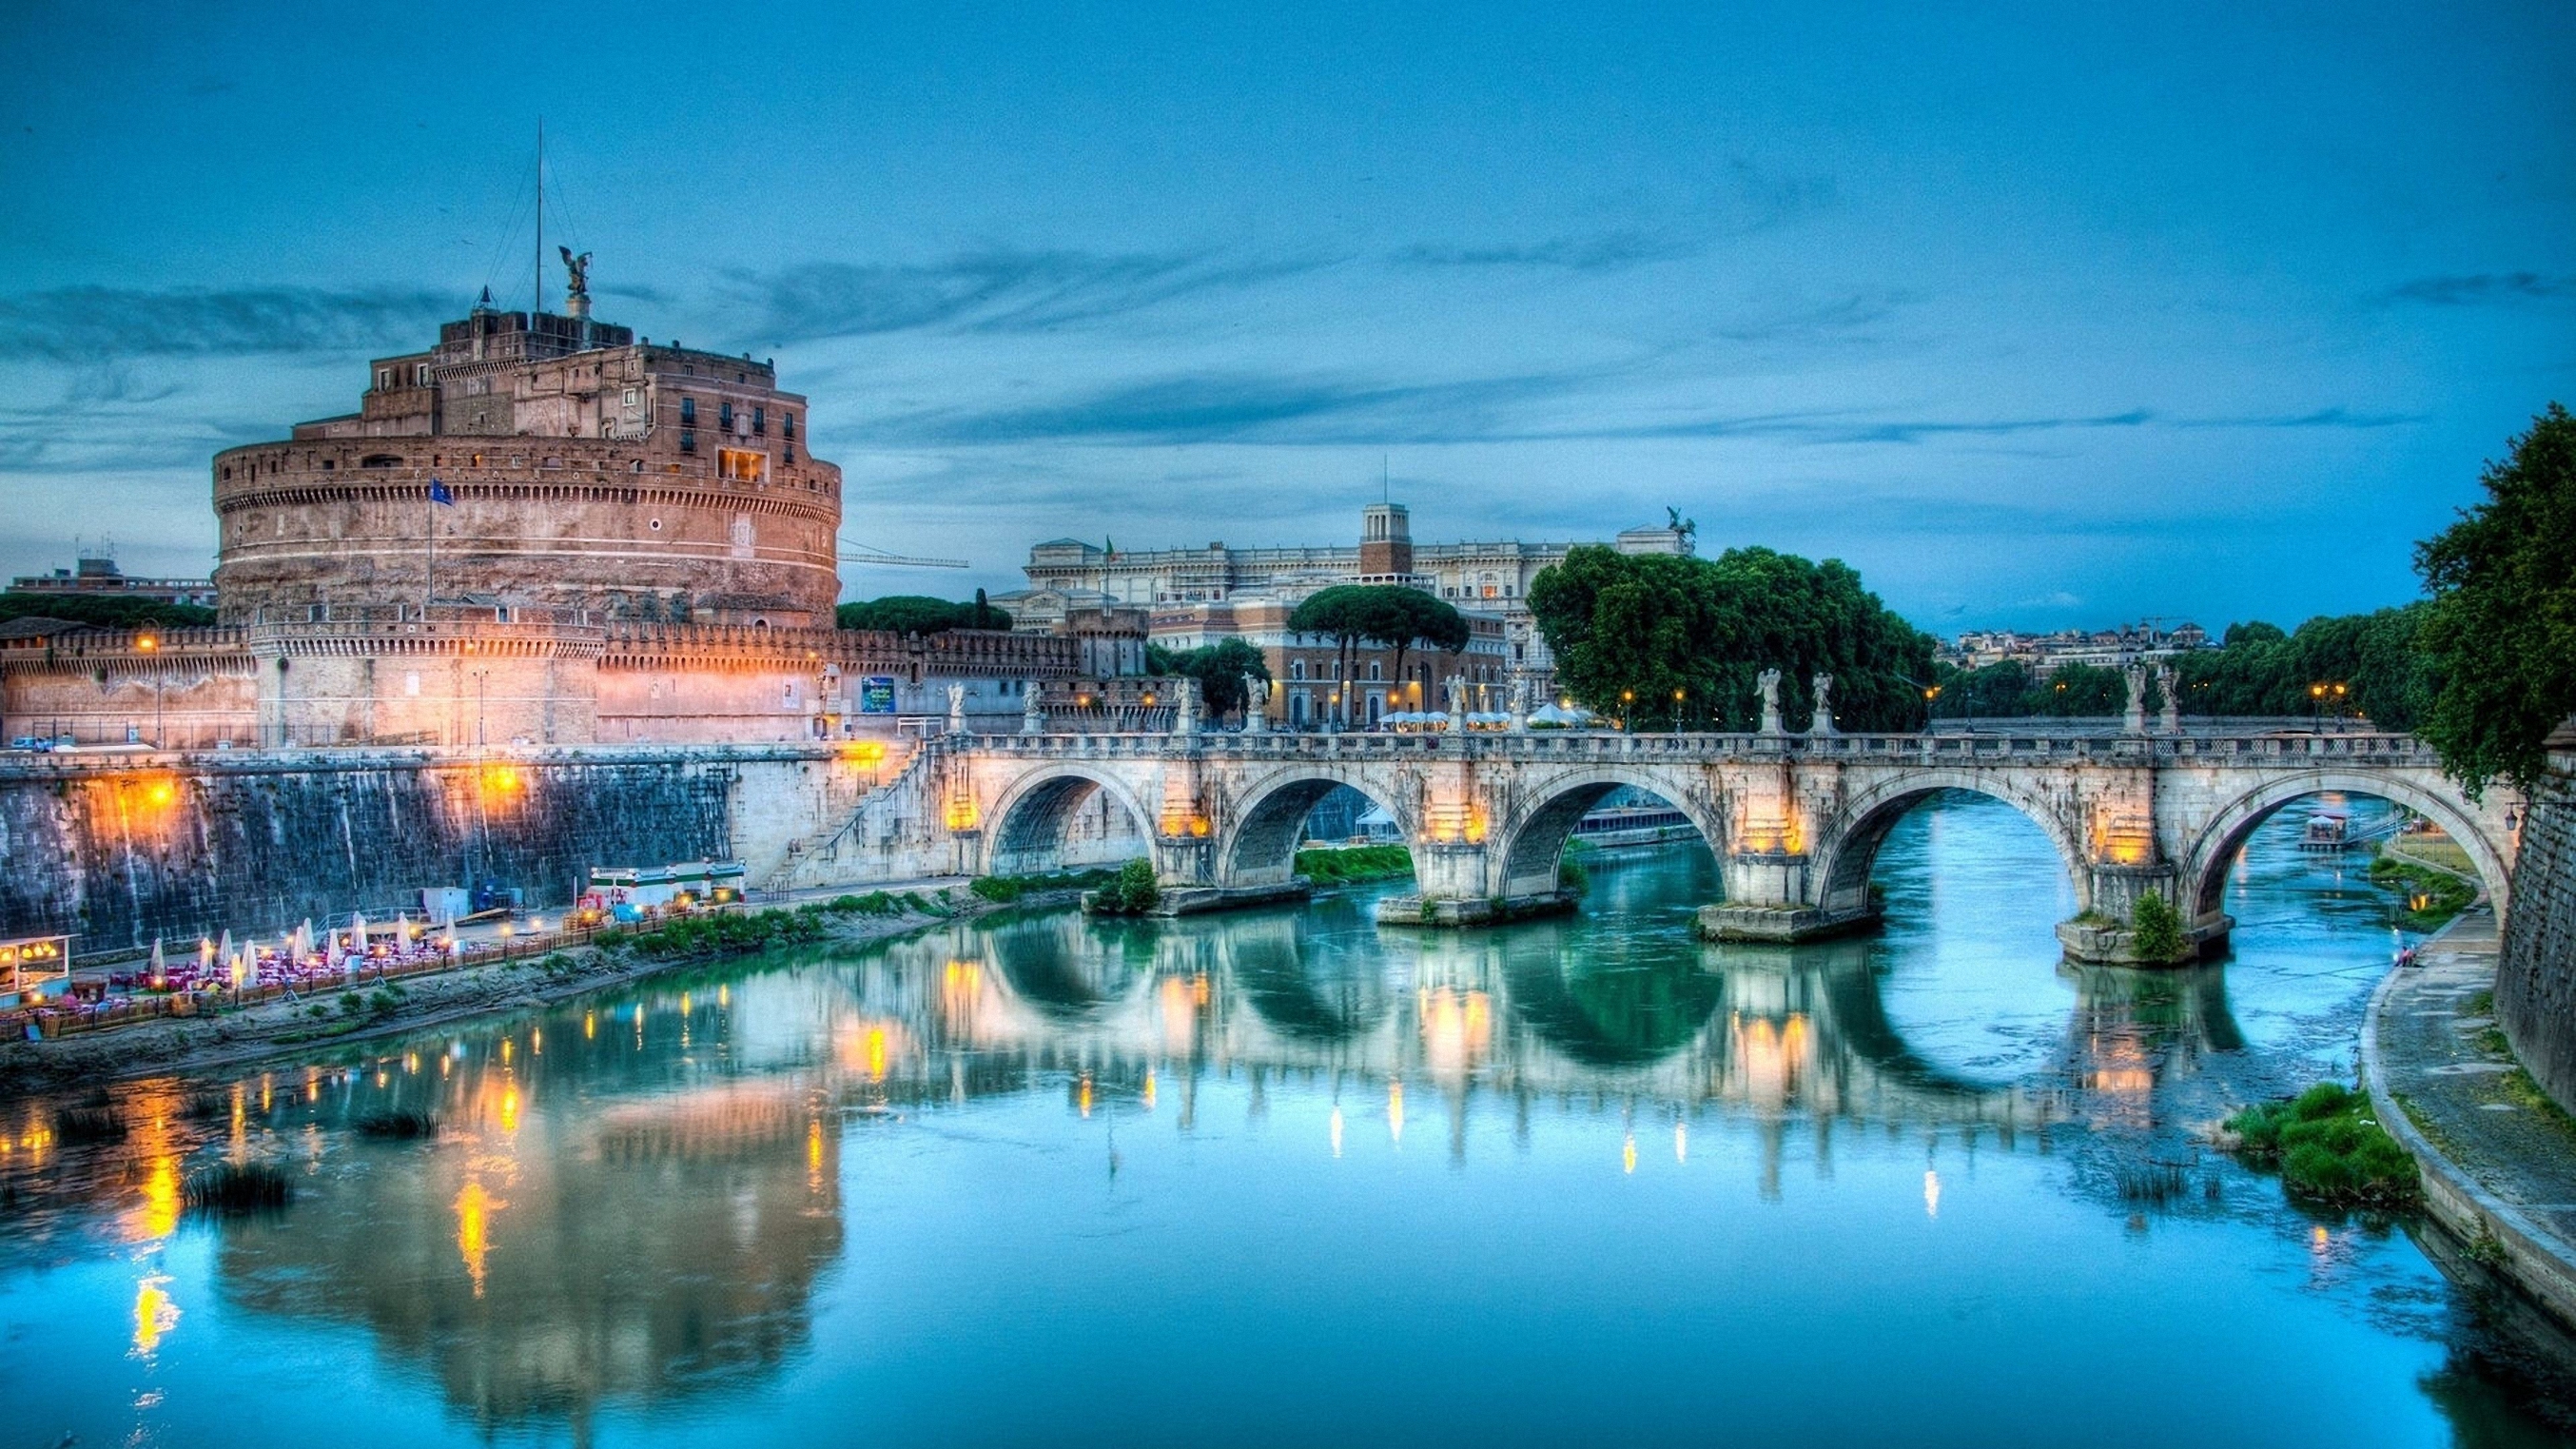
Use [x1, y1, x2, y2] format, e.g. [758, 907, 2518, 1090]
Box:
[1672, 687, 1687, 734]
[137, 634, 163, 749]
[1621, 689, 1634, 734]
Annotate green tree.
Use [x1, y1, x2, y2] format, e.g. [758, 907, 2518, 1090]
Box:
[1145, 637, 1273, 718]
[0, 594, 219, 630]
[2414, 402, 2576, 794]
[1528, 544, 1934, 731]
[1286, 585, 1467, 717]
[837, 593, 1011, 634]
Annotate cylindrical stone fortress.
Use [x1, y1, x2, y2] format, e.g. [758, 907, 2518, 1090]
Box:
[212, 299, 841, 627]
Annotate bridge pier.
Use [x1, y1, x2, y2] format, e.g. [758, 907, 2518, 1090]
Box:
[1695, 848, 1883, 943]
[1371, 839, 1579, 928]
[2052, 864, 2231, 965]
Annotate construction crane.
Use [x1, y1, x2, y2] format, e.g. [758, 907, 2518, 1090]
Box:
[837, 538, 968, 570]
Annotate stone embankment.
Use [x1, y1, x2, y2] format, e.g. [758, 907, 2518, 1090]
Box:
[2365, 907, 2576, 1332]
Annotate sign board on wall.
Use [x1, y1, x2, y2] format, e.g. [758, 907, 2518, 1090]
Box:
[858, 676, 898, 715]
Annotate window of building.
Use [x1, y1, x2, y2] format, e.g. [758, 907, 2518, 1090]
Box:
[783, 412, 796, 440]
[416, 363, 431, 385]
[376, 369, 391, 390]
[679, 429, 695, 454]
[1290, 659, 1305, 680]
[751, 405, 766, 435]
[1367, 661, 1381, 681]
[718, 448, 766, 484]
[679, 397, 696, 425]
[719, 401, 734, 431]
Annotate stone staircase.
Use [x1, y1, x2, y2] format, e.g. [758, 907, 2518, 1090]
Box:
[758, 739, 945, 895]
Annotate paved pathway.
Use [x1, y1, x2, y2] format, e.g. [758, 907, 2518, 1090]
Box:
[2367, 906, 2576, 1327]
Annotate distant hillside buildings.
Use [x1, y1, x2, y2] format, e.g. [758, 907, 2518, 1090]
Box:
[1942, 621, 2215, 676]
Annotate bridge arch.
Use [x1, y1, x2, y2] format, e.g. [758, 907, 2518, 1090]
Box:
[1808, 772, 2093, 917]
[2183, 771, 2511, 921]
[1217, 766, 1418, 889]
[982, 764, 1157, 878]
[1490, 766, 1726, 900]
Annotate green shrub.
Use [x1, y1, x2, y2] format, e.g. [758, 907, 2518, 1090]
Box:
[337, 991, 363, 1015]
[2368, 854, 2478, 929]
[2130, 891, 2186, 962]
[1089, 859, 1161, 916]
[1559, 857, 1590, 895]
[2224, 1082, 2418, 1206]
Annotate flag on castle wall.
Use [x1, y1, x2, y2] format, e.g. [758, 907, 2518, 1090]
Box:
[429, 478, 455, 506]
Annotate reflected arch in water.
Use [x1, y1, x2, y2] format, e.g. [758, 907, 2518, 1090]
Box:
[977, 909, 1158, 1021]
[1487, 928, 1728, 1068]
[983, 765, 1156, 877]
[1489, 769, 1724, 899]
[1811, 776, 2092, 920]
[2183, 775, 2512, 922]
[1218, 766, 1415, 888]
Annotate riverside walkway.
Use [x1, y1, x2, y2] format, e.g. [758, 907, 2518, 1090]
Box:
[2367, 906, 2576, 1330]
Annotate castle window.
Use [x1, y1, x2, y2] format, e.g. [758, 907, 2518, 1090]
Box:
[783, 412, 796, 440]
[718, 448, 766, 484]
[679, 429, 695, 454]
[785, 443, 796, 464]
[719, 401, 734, 430]
[416, 363, 431, 385]
[751, 405, 766, 435]
[376, 369, 391, 390]
[679, 397, 695, 425]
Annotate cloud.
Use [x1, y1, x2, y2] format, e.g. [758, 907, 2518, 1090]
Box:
[2378, 272, 2576, 306]
[857, 369, 1589, 446]
[0, 284, 458, 362]
[1390, 231, 1696, 272]
[738, 247, 1334, 343]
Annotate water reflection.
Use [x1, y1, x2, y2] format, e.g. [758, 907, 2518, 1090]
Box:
[5, 794, 2571, 1446]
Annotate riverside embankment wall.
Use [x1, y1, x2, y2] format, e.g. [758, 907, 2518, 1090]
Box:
[0, 745, 880, 954]
[2498, 727, 2576, 1114]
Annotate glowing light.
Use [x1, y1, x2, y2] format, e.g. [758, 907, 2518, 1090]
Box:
[1674, 1122, 1688, 1165]
[1622, 1134, 1637, 1175]
[454, 1181, 502, 1298]
[1142, 1069, 1158, 1111]
[498, 1087, 520, 1134]
[808, 1120, 826, 1173]
[1329, 1106, 1343, 1158]
[584, 1011, 595, 1040]
[132, 1274, 179, 1358]
[866, 1027, 888, 1081]
[1387, 1081, 1405, 1145]
[1924, 1169, 1942, 1219]
[944, 795, 981, 832]
[1077, 1075, 1094, 1118]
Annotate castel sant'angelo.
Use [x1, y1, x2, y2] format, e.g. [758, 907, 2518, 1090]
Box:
[1, 257, 1151, 751]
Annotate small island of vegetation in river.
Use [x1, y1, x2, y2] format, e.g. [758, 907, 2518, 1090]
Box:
[2224, 1083, 2420, 1208]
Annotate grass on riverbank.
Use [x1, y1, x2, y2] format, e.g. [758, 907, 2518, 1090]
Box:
[1296, 844, 1415, 887]
[969, 868, 1123, 904]
[2225, 1083, 2420, 1208]
[2369, 852, 2477, 930]
[626, 892, 952, 961]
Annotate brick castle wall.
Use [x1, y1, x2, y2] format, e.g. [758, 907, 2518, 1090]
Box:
[2498, 733, 2576, 1114]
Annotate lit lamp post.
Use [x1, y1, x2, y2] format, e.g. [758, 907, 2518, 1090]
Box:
[1621, 689, 1634, 734]
[1672, 687, 1687, 734]
[137, 634, 163, 749]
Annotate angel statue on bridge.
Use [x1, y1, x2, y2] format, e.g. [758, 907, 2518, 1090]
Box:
[1757, 668, 1785, 734]
[1808, 673, 1836, 735]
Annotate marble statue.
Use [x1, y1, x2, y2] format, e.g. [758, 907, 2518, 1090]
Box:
[1808, 673, 1835, 735]
[1758, 668, 1785, 734]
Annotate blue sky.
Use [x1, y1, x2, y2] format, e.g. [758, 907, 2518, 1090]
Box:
[2, 2, 2569, 634]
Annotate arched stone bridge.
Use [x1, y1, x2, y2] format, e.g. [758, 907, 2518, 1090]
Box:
[803, 727, 2522, 964]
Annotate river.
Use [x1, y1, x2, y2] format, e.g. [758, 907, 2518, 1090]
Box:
[5, 792, 2573, 1446]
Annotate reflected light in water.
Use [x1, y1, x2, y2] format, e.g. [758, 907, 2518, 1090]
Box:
[1329, 1106, 1343, 1158]
[455, 1181, 503, 1299]
[131, 1274, 177, 1359]
[1924, 1169, 1942, 1220]
[1388, 1081, 1404, 1145]
[1142, 1070, 1157, 1112]
[1622, 1134, 1636, 1175]
[1674, 1122, 1688, 1165]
